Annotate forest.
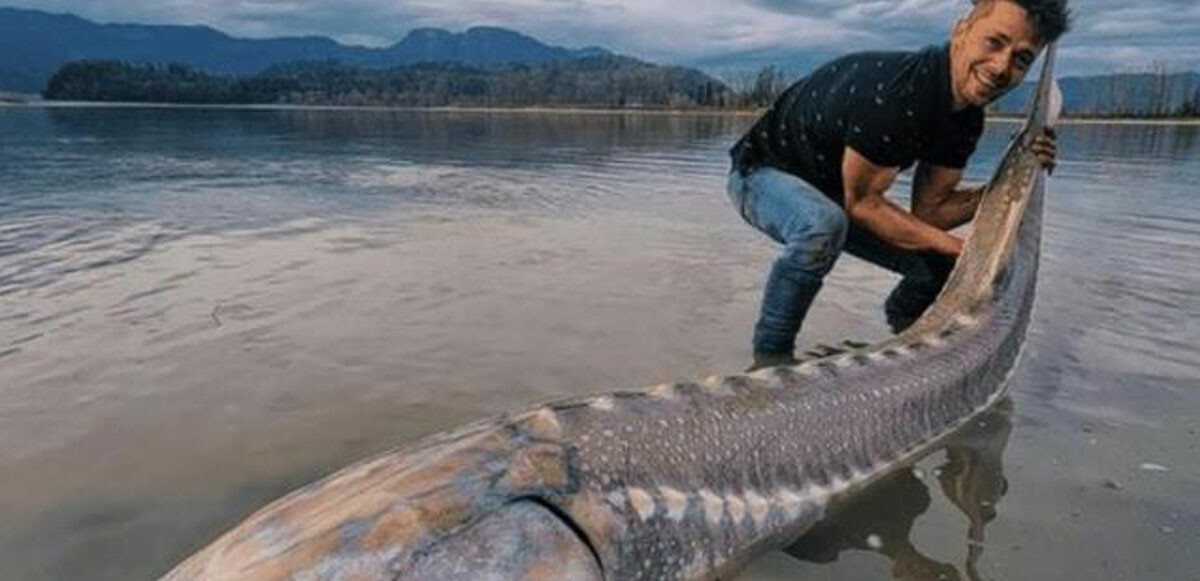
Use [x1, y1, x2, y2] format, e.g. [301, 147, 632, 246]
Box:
[43, 58, 744, 109]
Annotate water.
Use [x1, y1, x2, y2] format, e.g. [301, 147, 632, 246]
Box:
[0, 106, 1197, 580]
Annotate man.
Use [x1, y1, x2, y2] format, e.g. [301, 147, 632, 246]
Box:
[728, 0, 1069, 369]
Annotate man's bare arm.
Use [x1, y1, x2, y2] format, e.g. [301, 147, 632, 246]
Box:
[911, 162, 985, 231]
[842, 147, 963, 257]
[912, 128, 1059, 230]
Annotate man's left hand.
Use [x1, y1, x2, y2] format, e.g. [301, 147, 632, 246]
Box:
[1031, 127, 1057, 175]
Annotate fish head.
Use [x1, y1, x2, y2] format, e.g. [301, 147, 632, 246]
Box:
[391, 499, 603, 581]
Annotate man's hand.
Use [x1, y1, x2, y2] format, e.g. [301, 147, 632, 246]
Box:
[1031, 127, 1057, 175]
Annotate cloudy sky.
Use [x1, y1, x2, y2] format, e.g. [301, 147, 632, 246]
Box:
[7, 0, 1199, 76]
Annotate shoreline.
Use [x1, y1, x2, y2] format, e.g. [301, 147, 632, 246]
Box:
[7, 100, 1200, 124]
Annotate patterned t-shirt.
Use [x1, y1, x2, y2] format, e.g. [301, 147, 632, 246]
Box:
[731, 43, 985, 204]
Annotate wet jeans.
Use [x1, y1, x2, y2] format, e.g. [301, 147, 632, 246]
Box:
[727, 166, 955, 357]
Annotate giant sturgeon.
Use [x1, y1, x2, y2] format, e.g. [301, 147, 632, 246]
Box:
[162, 46, 1062, 581]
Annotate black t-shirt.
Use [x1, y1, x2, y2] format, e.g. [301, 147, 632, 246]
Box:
[731, 44, 985, 204]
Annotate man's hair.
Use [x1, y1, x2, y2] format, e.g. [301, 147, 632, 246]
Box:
[971, 0, 1072, 44]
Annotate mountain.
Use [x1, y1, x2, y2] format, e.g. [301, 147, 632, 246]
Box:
[0, 7, 612, 92]
[991, 71, 1200, 117]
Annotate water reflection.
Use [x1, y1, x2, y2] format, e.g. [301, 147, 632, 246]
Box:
[1061, 122, 1199, 163]
[40, 107, 749, 165]
[785, 399, 1014, 581]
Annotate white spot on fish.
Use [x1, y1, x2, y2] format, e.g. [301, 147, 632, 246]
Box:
[867, 351, 887, 362]
[660, 487, 689, 521]
[795, 362, 818, 376]
[516, 407, 562, 439]
[607, 490, 626, 507]
[954, 313, 979, 327]
[867, 534, 883, 549]
[745, 491, 770, 526]
[1140, 462, 1170, 472]
[648, 383, 677, 399]
[925, 334, 946, 347]
[912, 467, 926, 480]
[801, 486, 831, 507]
[726, 495, 747, 524]
[629, 488, 657, 521]
[834, 355, 856, 368]
[748, 367, 785, 388]
[699, 489, 724, 525]
[775, 488, 805, 519]
[589, 397, 615, 411]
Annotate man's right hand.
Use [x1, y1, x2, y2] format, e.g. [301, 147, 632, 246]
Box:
[1031, 127, 1057, 175]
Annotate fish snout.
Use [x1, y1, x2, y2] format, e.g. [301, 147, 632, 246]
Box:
[392, 500, 603, 581]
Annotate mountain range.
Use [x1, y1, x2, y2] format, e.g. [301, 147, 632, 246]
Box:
[0, 6, 612, 93]
[3, 6, 1197, 116]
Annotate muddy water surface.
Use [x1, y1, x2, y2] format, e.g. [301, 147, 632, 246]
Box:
[1, 107, 1197, 580]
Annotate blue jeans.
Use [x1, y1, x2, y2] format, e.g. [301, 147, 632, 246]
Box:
[727, 166, 954, 357]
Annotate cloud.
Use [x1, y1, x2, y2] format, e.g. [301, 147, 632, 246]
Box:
[4, 0, 1198, 75]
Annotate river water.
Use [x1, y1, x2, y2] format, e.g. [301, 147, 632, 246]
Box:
[1, 106, 1197, 580]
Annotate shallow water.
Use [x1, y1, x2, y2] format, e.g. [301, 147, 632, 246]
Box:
[0, 107, 1197, 580]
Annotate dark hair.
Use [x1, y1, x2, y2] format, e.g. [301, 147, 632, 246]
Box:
[1018, 0, 1071, 43]
[975, 0, 1071, 44]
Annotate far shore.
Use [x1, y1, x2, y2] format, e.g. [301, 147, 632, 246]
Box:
[5, 99, 1200, 125]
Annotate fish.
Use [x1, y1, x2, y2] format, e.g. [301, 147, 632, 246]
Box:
[160, 45, 1061, 581]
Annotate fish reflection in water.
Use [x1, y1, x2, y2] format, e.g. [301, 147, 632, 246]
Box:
[785, 398, 1014, 581]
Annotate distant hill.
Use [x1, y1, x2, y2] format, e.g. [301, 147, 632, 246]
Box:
[992, 71, 1200, 117]
[0, 6, 613, 93]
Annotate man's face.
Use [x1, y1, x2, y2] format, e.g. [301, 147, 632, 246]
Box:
[950, 0, 1043, 109]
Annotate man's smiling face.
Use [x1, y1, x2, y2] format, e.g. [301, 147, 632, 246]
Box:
[950, 0, 1044, 109]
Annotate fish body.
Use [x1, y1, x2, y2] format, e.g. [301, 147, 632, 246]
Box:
[162, 46, 1061, 581]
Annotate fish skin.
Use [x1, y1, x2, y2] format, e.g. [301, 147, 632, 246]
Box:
[161, 46, 1061, 581]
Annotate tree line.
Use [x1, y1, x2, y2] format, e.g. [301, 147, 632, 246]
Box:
[44, 59, 1200, 116]
[44, 59, 748, 109]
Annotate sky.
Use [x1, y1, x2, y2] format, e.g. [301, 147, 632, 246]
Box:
[7, 0, 1199, 77]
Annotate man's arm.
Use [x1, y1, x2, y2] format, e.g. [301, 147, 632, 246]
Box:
[911, 162, 985, 231]
[842, 147, 964, 257]
[912, 127, 1059, 230]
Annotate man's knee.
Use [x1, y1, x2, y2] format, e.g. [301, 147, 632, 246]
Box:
[779, 208, 847, 275]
